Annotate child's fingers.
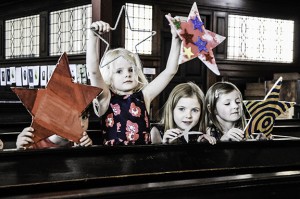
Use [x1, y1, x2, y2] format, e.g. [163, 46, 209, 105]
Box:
[91, 21, 111, 33]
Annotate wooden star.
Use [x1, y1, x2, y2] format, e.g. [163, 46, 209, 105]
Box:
[11, 53, 103, 145]
[243, 77, 295, 138]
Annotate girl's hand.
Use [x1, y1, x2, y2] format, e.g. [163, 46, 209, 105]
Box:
[162, 128, 182, 144]
[221, 128, 244, 142]
[78, 131, 93, 147]
[90, 20, 111, 34]
[16, 127, 34, 149]
[197, 133, 217, 145]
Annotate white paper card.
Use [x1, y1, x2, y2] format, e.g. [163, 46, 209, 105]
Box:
[22, 66, 28, 86]
[10, 67, 16, 83]
[40, 66, 47, 86]
[0, 68, 6, 86]
[16, 67, 22, 86]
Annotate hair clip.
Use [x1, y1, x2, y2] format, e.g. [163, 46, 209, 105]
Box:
[91, 5, 157, 68]
[215, 90, 219, 99]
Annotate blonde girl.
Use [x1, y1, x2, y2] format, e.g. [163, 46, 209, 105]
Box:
[87, 20, 180, 145]
[205, 82, 246, 141]
[151, 82, 216, 145]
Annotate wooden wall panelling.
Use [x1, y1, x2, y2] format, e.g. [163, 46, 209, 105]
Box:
[0, 20, 3, 60]
[39, 11, 49, 57]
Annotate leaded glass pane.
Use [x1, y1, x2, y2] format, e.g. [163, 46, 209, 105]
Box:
[5, 15, 40, 59]
[227, 15, 294, 63]
[125, 3, 153, 54]
[50, 4, 92, 56]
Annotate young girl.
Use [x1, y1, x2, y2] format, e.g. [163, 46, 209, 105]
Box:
[205, 82, 246, 142]
[87, 20, 180, 145]
[16, 110, 92, 149]
[151, 82, 216, 145]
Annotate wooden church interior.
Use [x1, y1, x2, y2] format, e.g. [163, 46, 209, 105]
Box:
[1, 0, 300, 197]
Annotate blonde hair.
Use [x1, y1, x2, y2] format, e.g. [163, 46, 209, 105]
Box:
[100, 48, 148, 92]
[205, 81, 246, 132]
[160, 82, 206, 133]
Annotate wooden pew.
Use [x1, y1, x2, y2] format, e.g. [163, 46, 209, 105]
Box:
[1, 141, 300, 198]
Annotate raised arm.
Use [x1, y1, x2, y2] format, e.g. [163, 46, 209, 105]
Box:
[143, 25, 181, 108]
[86, 21, 111, 116]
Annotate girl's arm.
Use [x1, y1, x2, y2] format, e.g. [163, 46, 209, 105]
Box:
[142, 25, 181, 109]
[86, 21, 111, 116]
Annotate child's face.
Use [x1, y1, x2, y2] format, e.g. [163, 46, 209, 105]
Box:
[173, 96, 201, 131]
[111, 57, 138, 95]
[80, 113, 89, 132]
[215, 90, 243, 124]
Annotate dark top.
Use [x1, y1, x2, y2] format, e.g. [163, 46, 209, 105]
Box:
[207, 124, 223, 141]
[101, 90, 151, 145]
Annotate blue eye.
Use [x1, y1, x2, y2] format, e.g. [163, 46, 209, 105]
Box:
[178, 107, 185, 111]
[192, 108, 200, 113]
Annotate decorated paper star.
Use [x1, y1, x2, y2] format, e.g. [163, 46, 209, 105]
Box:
[11, 53, 103, 145]
[243, 77, 295, 139]
[165, 2, 226, 75]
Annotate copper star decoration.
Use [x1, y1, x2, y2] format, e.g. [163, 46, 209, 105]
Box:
[165, 2, 226, 75]
[243, 77, 295, 139]
[11, 53, 103, 145]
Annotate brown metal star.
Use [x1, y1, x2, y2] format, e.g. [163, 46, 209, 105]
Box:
[11, 53, 102, 145]
[180, 29, 194, 45]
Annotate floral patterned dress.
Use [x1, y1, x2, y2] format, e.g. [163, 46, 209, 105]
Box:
[101, 90, 151, 145]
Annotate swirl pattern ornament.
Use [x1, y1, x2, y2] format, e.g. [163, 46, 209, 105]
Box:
[243, 77, 295, 138]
